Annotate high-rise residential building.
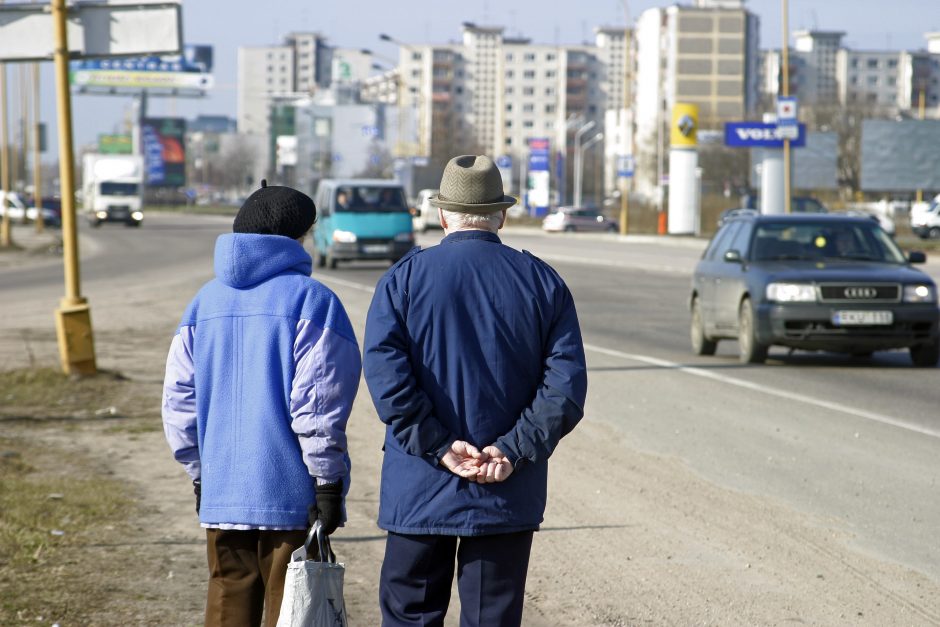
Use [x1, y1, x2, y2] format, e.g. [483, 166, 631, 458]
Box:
[837, 49, 904, 109]
[760, 31, 940, 118]
[792, 30, 844, 105]
[634, 0, 760, 195]
[237, 32, 340, 136]
[384, 23, 615, 201]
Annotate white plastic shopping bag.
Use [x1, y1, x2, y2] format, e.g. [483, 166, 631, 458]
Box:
[276, 521, 348, 627]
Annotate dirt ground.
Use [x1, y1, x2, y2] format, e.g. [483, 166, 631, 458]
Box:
[2, 238, 940, 626]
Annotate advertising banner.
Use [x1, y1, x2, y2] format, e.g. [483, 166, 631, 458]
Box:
[142, 117, 186, 187]
[527, 138, 550, 216]
[70, 45, 213, 94]
[98, 134, 132, 155]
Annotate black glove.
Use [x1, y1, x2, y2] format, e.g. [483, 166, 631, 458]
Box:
[308, 480, 343, 535]
[193, 479, 201, 514]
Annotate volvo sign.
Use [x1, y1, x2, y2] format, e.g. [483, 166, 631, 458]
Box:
[725, 122, 806, 148]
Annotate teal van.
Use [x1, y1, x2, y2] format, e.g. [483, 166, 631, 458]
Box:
[312, 179, 415, 268]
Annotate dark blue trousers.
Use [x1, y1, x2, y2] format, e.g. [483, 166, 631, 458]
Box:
[379, 530, 535, 627]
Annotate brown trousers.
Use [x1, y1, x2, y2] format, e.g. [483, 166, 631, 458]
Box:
[205, 528, 307, 627]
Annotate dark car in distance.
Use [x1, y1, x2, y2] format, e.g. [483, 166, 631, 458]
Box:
[690, 213, 939, 366]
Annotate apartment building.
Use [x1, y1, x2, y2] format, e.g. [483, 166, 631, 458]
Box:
[634, 0, 760, 195]
[837, 49, 904, 109]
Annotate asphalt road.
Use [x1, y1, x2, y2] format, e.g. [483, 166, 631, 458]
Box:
[3, 212, 939, 585]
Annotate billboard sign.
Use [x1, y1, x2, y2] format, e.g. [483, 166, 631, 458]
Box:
[861, 119, 940, 191]
[0, 1, 182, 62]
[725, 122, 806, 148]
[142, 117, 186, 187]
[70, 45, 214, 94]
[98, 134, 133, 155]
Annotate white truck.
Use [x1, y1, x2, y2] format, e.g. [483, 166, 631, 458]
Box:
[910, 194, 940, 240]
[82, 154, 144, 227]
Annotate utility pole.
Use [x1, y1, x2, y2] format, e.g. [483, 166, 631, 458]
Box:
[52, 0, 97, 375]
[0, 61, 11, 248]
[20, 64, 29, 225]
[619, 0, 631, 235]
[573, 120, 595, 207]
[781, 0, 792, 214]
[33, 62, 43, 233]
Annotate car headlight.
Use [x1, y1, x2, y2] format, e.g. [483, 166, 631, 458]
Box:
[903, 284, 936, 303]
[96, 211, 108, 219]
[332, 230, 357, 243]
[131, 211, 143, 221]
[766, 283, 817, 302]
[394, 232, 414, 242]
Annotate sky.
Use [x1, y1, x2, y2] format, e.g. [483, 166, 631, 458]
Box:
[8, 0, 939, 162]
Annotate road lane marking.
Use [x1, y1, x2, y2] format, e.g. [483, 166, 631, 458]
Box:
[583, 343, 940, 440]
[525, 252, 692, 276]
[313, 273, 940, 440]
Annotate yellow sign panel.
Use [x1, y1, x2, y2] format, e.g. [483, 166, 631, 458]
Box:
[671, 103, 699, 147]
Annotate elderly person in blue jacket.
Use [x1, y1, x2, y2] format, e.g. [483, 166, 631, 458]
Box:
[162, 182, 361, 627]
[363, 155, 588, 627]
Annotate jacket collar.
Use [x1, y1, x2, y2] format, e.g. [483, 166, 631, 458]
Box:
[442, 230, 502, 245]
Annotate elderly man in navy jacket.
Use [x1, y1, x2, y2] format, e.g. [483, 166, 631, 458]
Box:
[363, 155, 588, 627]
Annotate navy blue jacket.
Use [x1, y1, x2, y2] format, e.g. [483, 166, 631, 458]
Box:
[363, 230, 587, 536]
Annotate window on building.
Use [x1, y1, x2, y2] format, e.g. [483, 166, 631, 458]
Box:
[546, 87, 555, 96]
[505, 86, 513, 94]
[867, 58, 878, 69]
[506, 53, 514, 61]
[868, 76, 878, 85]
[867, 93, 877, 102]
[267, 65, 274, 72]
[412, 51, 422, 61]
[506, 70, 514, 78]
[888, 59, 898, 68]
[523, 103, 534, 112]
[546, 121, 554, 130]
[524, 70, 535, 79]
[546, 53, 556, 61]
[506, 104, 513, 111]
[850, 76, 858, 85]
[456, 86, 464, 94]
[523, 120, 534, 128]
[588, 105, 597, 114]
[888, 77, 896, 87]
[523, 87, 534, 95]
[506, 137, 512, 145]
[545, 104, 556, 113]
[546, 70, 556, 79]
[524, 53, 536, 62]
[412, 69, 421, 77]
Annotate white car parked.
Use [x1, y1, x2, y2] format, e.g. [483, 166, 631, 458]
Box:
[411, 188, 442, 233]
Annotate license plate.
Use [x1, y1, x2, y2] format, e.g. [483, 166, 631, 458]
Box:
[362, 244, 389, 254]
[831, 310, 893, 326]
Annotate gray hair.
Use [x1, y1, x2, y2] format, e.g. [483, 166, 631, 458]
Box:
[440, 208, 504, 232]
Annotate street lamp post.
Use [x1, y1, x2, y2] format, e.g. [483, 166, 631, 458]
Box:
[378, 33, 423, 157]
[573, 120, 596, 207]
[578, 133, 603, 208]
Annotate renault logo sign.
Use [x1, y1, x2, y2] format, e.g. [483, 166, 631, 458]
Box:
[677, 115, 696, 138]
[844, 287, 877, 299]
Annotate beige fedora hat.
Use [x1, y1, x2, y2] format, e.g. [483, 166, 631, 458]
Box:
[430, 155, 517, 214]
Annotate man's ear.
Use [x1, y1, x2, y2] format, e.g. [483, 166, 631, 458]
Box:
[438, 207, 448, 230]
[497, 209, 507, 230]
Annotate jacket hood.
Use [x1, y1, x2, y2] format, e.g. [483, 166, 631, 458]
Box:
[214, 233, 312, 288]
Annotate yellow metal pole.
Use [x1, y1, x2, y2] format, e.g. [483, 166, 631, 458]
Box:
[916, 89, 925, 203]
[52, 0, 97, 375]
[619, 5, 630, 235]
[33, 63, 43, 233]
[781, 0, 791, 214]
[20, 65, 29, 225]
[0, 62, 11, 248]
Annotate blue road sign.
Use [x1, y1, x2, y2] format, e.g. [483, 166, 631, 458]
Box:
[495, 154, 512, 169]
[617, 154, 635, 178]
[725, 122, 806, 148]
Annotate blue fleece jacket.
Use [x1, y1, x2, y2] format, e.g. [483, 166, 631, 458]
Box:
[162, 233, 361, 528]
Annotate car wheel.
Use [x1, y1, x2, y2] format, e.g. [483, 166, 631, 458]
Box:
[606, 224, 617, 233]
[690, 297, 717, 356]
[910, 339, 939, 367]
[738, 298, 768, 364]
[564, 225, 575, 233]
[327, 251, 338, 270]
[929, 227, 940, 240]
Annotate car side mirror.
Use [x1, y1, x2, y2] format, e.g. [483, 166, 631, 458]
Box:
[724, 249, 742, 263]
[908, 251, 927, 264]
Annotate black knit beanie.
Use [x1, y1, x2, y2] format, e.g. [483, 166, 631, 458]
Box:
[233, 180, 316, 239]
